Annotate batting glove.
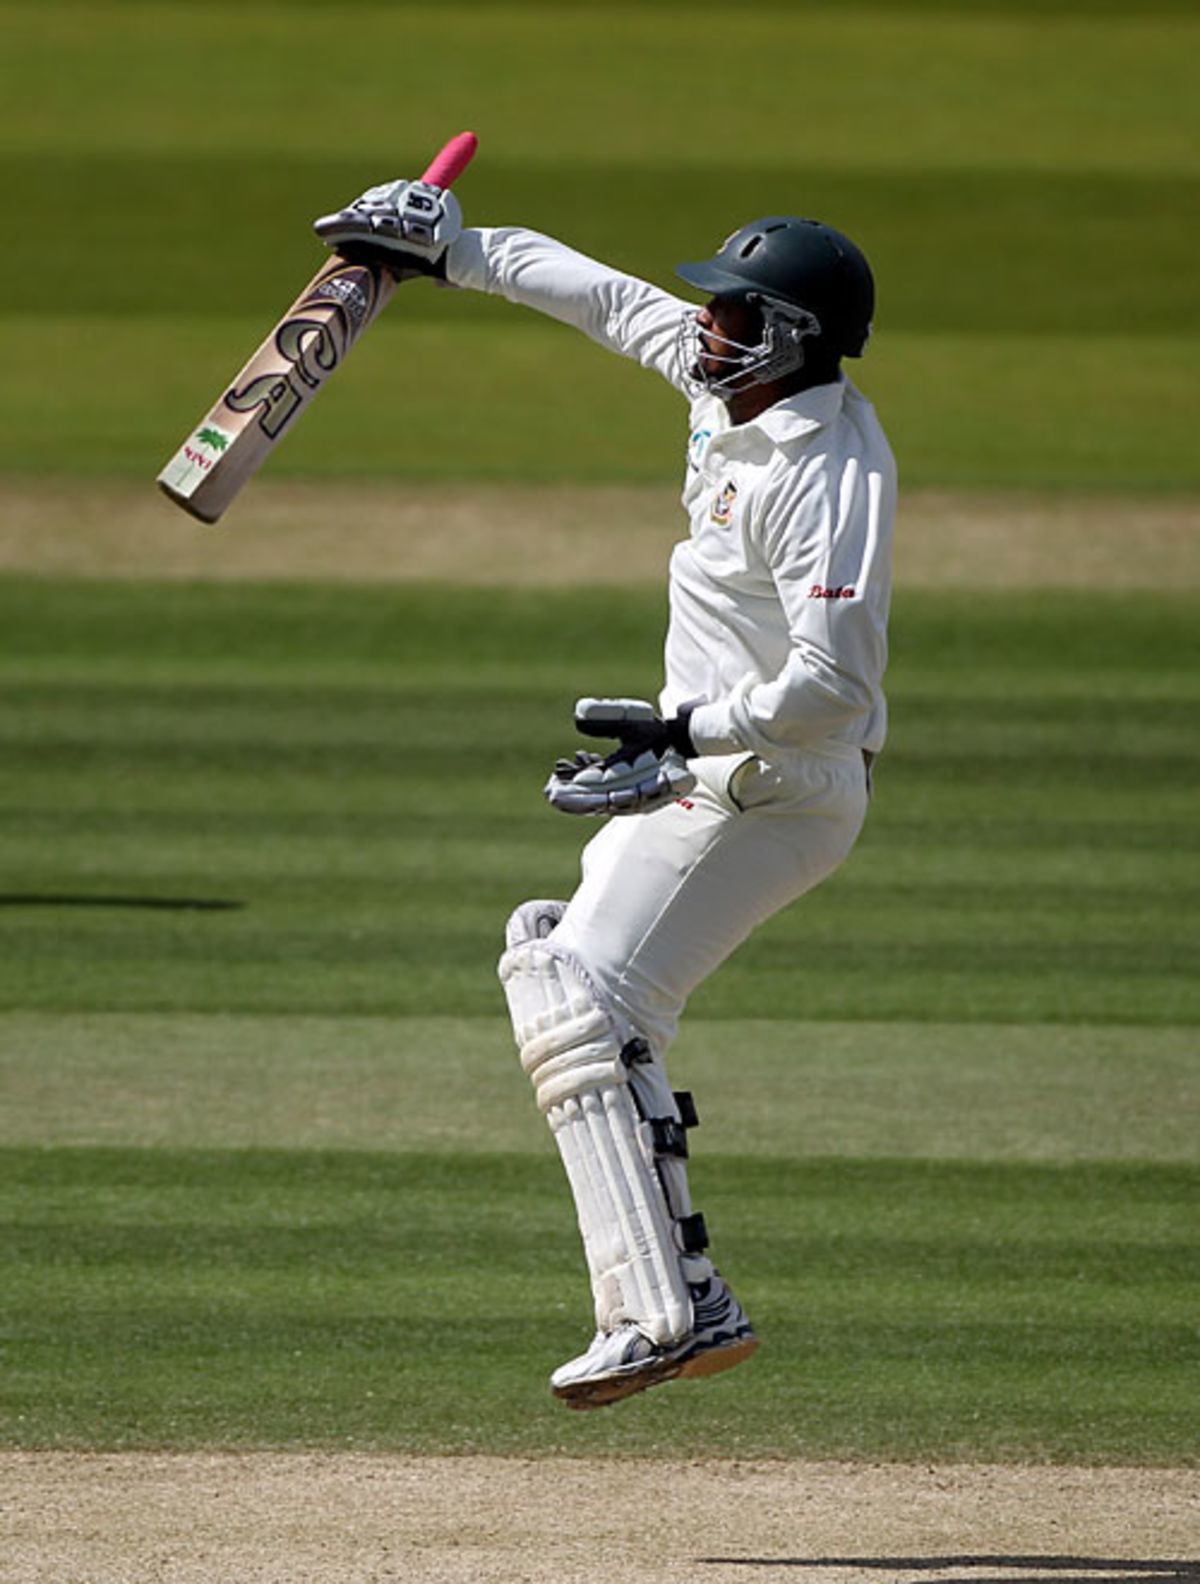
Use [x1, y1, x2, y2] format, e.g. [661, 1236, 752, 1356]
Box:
[313, 178, 462, 276]
[544, 697, 698, 817]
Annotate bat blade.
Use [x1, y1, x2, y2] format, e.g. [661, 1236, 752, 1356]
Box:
[157, 131, 477, 524]
[157, 255, 395, 523]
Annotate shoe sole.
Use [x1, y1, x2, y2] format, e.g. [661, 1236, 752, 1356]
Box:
[678, 1332, 759, 1380]
[554, 1332, 758, 1411]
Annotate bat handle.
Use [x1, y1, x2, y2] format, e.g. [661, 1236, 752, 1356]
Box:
[421, 131, 479, 191]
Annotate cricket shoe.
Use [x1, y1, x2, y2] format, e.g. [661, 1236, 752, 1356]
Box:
[550, 1275, 758, 1410]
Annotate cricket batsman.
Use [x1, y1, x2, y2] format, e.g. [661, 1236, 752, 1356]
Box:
[317, 180, 897, 1410]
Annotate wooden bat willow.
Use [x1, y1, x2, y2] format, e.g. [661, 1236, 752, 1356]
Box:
[157, 131, 478, 524]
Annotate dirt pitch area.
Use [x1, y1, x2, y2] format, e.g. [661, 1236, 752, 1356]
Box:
[1, 478, 1196, 1579]
[1, 478, 1197, 588]
[3, 1452, 1197, 1584]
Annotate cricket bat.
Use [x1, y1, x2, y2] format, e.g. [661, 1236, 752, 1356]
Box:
[157, 130, 478, 524]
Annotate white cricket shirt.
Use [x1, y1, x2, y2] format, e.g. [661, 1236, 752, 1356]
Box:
[447, 227, 897, 760]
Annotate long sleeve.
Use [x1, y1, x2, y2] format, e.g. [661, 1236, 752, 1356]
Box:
[446, 226, 694, 394]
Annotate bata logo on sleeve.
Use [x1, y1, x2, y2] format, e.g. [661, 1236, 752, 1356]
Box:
[809, 584, 857, 599]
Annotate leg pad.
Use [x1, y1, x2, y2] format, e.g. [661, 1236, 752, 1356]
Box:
[499, 909, 706, 1343]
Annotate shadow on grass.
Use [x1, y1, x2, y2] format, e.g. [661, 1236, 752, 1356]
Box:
[697, 1559, 1200, 1583]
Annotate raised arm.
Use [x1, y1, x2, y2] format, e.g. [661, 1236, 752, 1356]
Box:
[445, 227, 695, 395]
[316, 162, 696, 394]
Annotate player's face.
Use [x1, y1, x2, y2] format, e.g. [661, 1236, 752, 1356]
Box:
[696, 296, 763, 375]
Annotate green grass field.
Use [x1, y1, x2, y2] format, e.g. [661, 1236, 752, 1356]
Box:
[0, 0, 1196, 1473]
[0, 580, 1195, 1460]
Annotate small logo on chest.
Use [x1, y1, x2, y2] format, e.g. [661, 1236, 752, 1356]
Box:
[687, 427, 713, 470]
[710, 479, 738, 525]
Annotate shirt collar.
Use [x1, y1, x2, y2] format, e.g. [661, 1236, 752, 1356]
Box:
[709, 380, 842, 456]
[750, 378, 845, 447]
[696, 378, 848, 454]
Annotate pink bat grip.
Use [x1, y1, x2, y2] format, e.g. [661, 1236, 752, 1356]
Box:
[421, 131, 479, 191]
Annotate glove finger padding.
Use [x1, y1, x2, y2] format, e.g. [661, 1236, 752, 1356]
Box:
[546, 695, 697, 816]
[313, 178, 462, 271]
[545, 747, 696, 817]
[554, 750, 604, 777]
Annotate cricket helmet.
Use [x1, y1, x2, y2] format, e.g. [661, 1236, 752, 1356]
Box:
[675, 216, 874, 396]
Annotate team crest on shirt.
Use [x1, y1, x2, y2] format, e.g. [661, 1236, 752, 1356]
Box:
[710, 479, 738, 525]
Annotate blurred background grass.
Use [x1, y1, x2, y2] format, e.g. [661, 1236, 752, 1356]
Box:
[1, 0, 1197, 488]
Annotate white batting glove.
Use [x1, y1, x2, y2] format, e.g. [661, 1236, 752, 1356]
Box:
[544, 697, 697, 817]
[313, 178, 462, 270]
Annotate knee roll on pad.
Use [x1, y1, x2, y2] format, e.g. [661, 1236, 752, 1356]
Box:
[499, 930, 621, 1114]
[498, 903, 713, 1343]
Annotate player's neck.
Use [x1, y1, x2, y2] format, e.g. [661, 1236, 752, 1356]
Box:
[722, 364, 842, 428]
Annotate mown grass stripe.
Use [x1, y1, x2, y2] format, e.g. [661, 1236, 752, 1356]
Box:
[0, 580, 1193, 1025]
[1, 1012, 1196, 1163]
[5, 319, 1198, 490]
[1, 1148, 1195, 1458]
[4, 156, 1195, 333]
[7, 5, 1196, 178]
[77, 0, 1200, 12]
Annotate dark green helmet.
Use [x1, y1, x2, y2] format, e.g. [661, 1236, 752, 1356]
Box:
[676, 216, 875, 376]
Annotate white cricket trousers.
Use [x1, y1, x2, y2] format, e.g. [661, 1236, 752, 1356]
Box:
[550, 743, 871, 1056]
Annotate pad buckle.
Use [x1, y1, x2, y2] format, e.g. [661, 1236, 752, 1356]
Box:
[650, 1118, 690, 1158]
[674, 1089, 700, 1129]
[678, 1212, 710, 1254]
